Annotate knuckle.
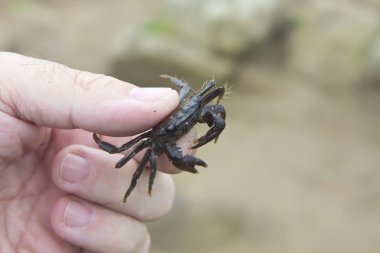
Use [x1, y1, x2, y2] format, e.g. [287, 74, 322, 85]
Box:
[72, 70, 109, 91]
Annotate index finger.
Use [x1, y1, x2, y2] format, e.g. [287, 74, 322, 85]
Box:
[0, 52, 179, 136]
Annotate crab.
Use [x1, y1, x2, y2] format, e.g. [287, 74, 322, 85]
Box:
[93, 75, 226, 202]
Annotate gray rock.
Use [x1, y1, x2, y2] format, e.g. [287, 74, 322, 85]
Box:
[110, 0, 284, 86]
[286, 1, 380, 91]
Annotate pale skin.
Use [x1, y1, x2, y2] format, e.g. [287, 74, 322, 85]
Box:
[0, 52, 194, 253]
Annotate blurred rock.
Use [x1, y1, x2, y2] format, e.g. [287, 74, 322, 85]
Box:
[109, 0, 285, 87]
[287, 0, 380, 91]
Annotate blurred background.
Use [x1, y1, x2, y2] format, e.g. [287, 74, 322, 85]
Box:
[1, 0, 380, 252]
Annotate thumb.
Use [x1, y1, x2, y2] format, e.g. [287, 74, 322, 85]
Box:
[0, 52, 179, 136]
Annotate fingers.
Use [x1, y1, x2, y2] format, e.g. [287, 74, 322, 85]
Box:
[0, 52, 179, 136]
[51, 144, 175, 221]
[51, 196, 150, 253]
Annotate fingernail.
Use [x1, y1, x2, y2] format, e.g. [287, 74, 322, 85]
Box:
[131, 87, 172, 102]
[63, 197, 93, 227]
[60, 153, 90, 183]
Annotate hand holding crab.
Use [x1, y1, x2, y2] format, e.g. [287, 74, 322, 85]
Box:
[94, 75, 226, 202]
[0, 52, 181, 253]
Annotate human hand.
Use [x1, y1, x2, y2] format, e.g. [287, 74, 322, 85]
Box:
[0, 52, 192, 252]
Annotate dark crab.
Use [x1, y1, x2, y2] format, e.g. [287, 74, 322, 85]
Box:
[93, 75, 226, 202]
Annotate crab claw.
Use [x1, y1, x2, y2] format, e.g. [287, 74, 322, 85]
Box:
[172, 155, 208, 174]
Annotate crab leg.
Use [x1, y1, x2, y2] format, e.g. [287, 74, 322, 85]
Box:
[161, 75, 191, 102]
[93, 132, 151, 154]
[93, 133, 119, 153]
[117, 131, 151, 152]
[202, 86, 225, 105]
[148, 151, 158, 196]
[123, 148, 152, 202]
[192, 105, 226, 149]
[115, 140, 150, 168]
